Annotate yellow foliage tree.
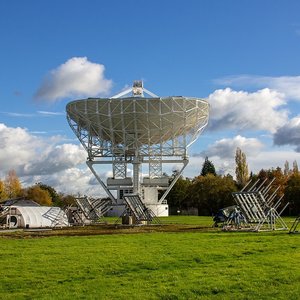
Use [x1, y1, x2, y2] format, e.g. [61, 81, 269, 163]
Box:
[26, 185, 52, 206]
[0, 179, 8, 201]
[235, 147, 249, 187]
[5, 170, 23, 198]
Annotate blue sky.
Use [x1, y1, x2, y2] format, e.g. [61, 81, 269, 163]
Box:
[1, 0, 300, 196]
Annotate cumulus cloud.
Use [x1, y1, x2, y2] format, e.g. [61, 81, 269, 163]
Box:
[215, 75, 300, 101]
[186, 150, 300, 179]
[0, 123, 115, 197]
[26, 168, 108, 197]
[188, 135, 264, 178]
[22, 144, 86, 176]
[0, 123, 40, 172]
[208, 88, 288, 133]
[186, 156, 235, 178]
[274, 116, 300, 151]
[0, 123, 150, 198]
[35, 57, 112, 102]
[248, 151, 300, 173]
[200, 135, 264, 159]
[0, 123, 86, 177]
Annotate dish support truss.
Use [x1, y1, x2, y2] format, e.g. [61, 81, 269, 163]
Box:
[231, 178, 289, 231]
[67, 95, 208, 207]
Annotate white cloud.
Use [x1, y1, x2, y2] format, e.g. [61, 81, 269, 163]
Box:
[0, 123, 40, 172]
[0, 124, 87, 177]
[1, 112, 35, 117]
[22, 144, 86, 176]
[186, 156, 235, 178]
[0, 123, 85, 178]
[1, 110, 65, 118]
[37, 111, 65, 116]
[25, 168, 108, 198]
[0, 123, 115, 197]
[35, 57, 112, 102]
[185, 149, 300, 179]
[215, 75, 300, 101]
[273, 116, 300, 151]
[189, 135, 263, 177]
[248, 151, 300, 173]
[208, 88, 288, 133]
[200, 135, 264, 159]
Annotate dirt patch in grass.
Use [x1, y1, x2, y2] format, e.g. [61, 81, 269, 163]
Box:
[0, 223, 217, 239]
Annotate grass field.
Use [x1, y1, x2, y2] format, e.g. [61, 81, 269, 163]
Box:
[0, 216, 299, 299]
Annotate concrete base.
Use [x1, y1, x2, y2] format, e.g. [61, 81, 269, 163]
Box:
[106, 203, 169, 217]
[106, 204, 126, 217]
[146, 204, 169, 217]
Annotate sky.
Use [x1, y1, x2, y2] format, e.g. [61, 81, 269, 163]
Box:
[1, 0, 300, 197]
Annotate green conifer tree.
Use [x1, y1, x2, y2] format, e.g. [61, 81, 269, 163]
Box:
[201, 157, 216, 176]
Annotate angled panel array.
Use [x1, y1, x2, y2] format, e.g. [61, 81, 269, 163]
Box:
[122, 194, 160, 224]
[231, 179, 289, 231]
[42, 207, 69, 227]
[75, 196, 111, 222]
[0, 206, 10, 228]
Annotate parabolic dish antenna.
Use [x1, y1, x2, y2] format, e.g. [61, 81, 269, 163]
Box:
[66, 81, 209, 216]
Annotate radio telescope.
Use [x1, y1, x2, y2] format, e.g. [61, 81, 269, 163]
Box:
[66, 81, 209, 216]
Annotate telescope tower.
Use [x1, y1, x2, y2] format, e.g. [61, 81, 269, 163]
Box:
[66, 81, 209, 216]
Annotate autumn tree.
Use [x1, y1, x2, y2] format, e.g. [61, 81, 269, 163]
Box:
[25, 185, 52, 206]
[37, 183, 61, 206]
[0, 179, 8, 201]
[257, 169, 267, 181]
[284, 173, 300, 215]
[269, 167, 288, 199]
[284, 160, 290, 177]
[166, 176, 192, 213]
[256, 167, 288, 212]
[293, 160, 299, 174]
[235, 147, 249, 187]
[5, 170, 23, 198]
[60, 194, 77, 207]
[201, 157, 216, 176]
[190, 174, 237, 215]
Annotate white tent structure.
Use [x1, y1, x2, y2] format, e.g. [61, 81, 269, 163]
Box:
[1, 204, 69, 229]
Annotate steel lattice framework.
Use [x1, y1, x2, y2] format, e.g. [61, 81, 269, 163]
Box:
[67, 97, 208, 159]
[66, 82, 209, 208]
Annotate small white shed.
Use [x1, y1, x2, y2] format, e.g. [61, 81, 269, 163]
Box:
[6, 206, 69, 228]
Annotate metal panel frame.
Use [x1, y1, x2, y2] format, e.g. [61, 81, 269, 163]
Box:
[289, 216, 300, 233]
[232, 179, 288, 231]
[75, 196, 111, 221]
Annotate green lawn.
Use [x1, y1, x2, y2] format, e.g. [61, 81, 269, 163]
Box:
[0, 217, 299, 300]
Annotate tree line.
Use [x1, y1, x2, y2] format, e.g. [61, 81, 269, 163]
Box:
[0, 170, 75, 207]
[1, 148, 300, 215]
[166, 148, 300, 216]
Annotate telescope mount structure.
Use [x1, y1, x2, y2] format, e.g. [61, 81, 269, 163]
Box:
[66, 81, 209, 216]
